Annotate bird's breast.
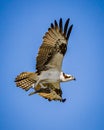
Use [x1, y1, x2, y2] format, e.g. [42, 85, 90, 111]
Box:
[39, 69, 60, 82]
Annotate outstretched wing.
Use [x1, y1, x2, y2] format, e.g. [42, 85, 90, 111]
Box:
[34, 82, 65, 102]
[36, 18, 73, 73]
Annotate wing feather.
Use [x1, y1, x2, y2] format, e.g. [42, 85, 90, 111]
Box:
[64, 18, 70, 36]
[35, 82, 63, 101]
[36, 18, 73, 73]
[66, 24, 73, 40]
[59, 18, 63, 33]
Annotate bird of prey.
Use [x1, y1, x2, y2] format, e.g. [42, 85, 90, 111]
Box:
[15, 18, 75, 102]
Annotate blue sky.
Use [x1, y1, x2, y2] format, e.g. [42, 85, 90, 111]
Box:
[0, 0, 104, 130]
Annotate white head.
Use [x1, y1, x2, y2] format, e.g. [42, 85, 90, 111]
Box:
[60, 72, 76, 82]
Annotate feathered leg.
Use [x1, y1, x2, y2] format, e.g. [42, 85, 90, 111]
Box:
[29, 83, 47, 96]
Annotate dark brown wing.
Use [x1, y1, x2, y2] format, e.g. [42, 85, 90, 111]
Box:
[35, 82, 64, 102]
[36, 18, 73, 73]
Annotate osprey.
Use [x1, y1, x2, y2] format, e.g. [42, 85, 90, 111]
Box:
[15, 18, 75, 102]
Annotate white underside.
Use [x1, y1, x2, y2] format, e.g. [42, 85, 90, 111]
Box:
[31, 70, 73, 90]
[31, 69, 59, 88]
[37, 69, 60, 83]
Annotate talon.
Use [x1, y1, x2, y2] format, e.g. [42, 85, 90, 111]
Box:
[61, 98, 66, 102]
[48, 99, 52, 101]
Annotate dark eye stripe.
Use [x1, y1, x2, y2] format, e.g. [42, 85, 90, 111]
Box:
[63, 73, 70, 79]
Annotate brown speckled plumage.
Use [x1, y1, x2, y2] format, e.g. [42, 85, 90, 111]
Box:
[15, 18, 73, 102]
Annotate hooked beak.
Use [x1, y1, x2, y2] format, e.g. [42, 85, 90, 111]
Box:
[68, 75, 76, 81]
[60, 72, 76, 82]
[63, 73, 76, 81]
[71, 76, 76, 81]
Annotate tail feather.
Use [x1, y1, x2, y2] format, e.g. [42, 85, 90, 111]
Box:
[15, 72, 38, 91]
